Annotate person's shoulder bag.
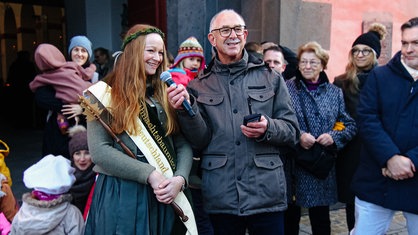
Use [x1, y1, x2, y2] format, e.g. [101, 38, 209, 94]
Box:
[294, 90, 337, 180]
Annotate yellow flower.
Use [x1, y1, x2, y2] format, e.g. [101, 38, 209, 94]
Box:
[333, 121, 345, 131]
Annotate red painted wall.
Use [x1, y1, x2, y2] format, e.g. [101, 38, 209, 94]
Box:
[324, 0, 417, 79]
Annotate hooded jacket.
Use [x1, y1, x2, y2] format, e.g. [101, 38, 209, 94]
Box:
[176, 50, 300, 215]
[29, 43, 95, 104]
[351, 51, 418, 214]
[11, 193, 84, 235]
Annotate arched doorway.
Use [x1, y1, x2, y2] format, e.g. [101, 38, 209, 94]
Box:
[20, 5, 37, 59]
[3, 6, 17, 84]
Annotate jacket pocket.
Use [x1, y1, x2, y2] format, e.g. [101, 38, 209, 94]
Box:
[254, 154, 282, 169]
[252, 154, 286, 206]
[196, 94, 226, 132]
[248, 89, 275, 102]
[201, 154, 227, 170]
[247, 89, 275, 114]
[197, 94, 223, 106]
[200, 155, 230, 209]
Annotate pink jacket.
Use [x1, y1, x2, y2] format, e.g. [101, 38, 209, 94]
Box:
[29, 43, 95, 103]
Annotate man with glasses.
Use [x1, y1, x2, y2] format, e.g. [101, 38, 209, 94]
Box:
[350, 17, 418, 234]
[167, 9, 299, 235]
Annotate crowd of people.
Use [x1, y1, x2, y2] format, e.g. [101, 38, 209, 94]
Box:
[1, 8, 417, 235]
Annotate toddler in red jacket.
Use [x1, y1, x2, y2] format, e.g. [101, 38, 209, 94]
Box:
[168, 36, 205, 87]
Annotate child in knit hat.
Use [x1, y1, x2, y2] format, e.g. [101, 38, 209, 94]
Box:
[168, 36, 205, 87]
[10, 154, 85, 235]
[169, 37, 213, 235]
[67, 125, 95, 218]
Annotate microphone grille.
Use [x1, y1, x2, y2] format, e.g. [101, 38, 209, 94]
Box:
[160, 71, 171, 82]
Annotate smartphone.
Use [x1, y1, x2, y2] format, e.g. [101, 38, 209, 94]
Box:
[243, 113, 261, 125]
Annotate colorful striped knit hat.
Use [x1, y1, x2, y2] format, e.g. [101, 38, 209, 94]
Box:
[172, 36, 205, 70]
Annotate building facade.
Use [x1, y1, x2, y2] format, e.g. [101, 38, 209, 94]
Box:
[1, 0, 417, 85]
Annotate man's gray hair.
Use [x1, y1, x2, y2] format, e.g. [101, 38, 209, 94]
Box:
[209, 9, 246, 32]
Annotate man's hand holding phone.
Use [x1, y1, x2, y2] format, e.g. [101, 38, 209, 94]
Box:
[243, 113, 261, 126]
[241, 114, 267, 139]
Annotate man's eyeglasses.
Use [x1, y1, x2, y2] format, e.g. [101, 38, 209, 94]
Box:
[299, 60, 321, 67]
[211, 25, 246, 37]
[351, 48, 373, 56]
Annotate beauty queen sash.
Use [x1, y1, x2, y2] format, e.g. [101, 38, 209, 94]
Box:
[86, 81, 197, 235]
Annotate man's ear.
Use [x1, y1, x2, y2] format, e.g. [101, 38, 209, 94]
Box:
[243, 30, 248, 40]
[208, 33, 216, 47]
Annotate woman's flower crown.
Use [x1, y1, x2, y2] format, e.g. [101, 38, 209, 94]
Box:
[121, 27, 165, 50]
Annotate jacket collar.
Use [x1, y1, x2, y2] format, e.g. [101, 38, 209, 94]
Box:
[295, 69, 330, 90]
[387, 51, 416, 81]
[201, 49, 265, 79]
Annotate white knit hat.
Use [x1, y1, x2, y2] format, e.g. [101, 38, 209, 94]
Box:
[23, 154, 76, 195]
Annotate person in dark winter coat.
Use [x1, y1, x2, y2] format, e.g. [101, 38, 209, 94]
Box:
[261, 41, 298, 80]
[284, 41, 356, 235]
[333, 22, 387, 232]
[6, 50, 38, 128]
[68, 125, 95, 216]
[32, 36, 96, 159]
[263, 45, 287, 75]
[350, 17, 418, 235]
[93, 47, 112, 80]
[167, 9, 300, 235]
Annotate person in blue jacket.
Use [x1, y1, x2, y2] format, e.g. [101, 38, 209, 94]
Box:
[350, 16, 418, 234]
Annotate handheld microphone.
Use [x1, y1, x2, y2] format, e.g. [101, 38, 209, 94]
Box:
[160, 71, 196, 117]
